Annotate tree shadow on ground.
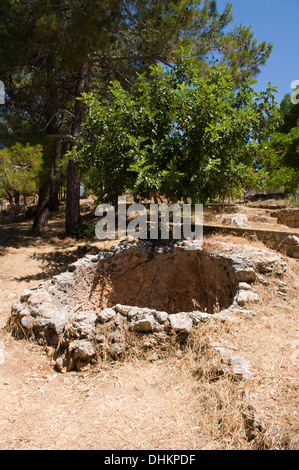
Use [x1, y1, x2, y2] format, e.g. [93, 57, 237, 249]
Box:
[14, 245, 101, 283]
[0, 219, 67, 253]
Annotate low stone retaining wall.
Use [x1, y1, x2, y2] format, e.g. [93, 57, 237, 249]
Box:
[203, 225, 299, 259]
[270, 208, 299, 229]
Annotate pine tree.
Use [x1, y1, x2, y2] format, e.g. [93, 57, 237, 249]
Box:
[0, 143, 43, 204]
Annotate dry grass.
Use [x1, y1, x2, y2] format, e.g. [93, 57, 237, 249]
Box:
[0, 200, 298, 450]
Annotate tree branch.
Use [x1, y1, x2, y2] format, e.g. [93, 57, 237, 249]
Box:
[43, 109, 75, 132]
[88, 54, 173, 68]
[48, 134, 75, 140]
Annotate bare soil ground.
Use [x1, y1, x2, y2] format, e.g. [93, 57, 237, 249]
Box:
[0, 200, 298, 450]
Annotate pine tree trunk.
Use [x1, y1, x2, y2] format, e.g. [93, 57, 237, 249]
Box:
[49, 173, 59, 212]
[65, 61, 90, 235]
[31, 183, 51, 233]
[65, 159, 81, 235]
[7, 192, 13, 205]
[31, 139, 57, 234]
[49, 185, 59, 212]
[14, 191, 20, 205]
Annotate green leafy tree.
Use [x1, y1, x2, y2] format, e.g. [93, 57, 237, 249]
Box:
[74, 54, 278, 205]
[258, 128, 299, 196]
[257, 90, 299, 198]
[278, 88, 299, 133]
[230, 162, 263, 202]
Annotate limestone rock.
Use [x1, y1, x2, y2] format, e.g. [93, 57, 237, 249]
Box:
[280, 235, 299, 258]
[115, 304, 131, 316]
[131, 314, 156, 332]
[226, 366, 254, 380]
[220, 213, 248, 228]
[237, 290, 260, 307]
[238, 282, 253, 291]
[168, 313, 193, 333]
[64, 312, 97, 340]
[210, 342, 233, 356]
[189, 311, 230, 324]
[68, 340, 96, 361]
[234, 267, 256, 282]
[152, 310, 169, 324]
[97, 308, 116, 323]
[228, 356, 251, 368]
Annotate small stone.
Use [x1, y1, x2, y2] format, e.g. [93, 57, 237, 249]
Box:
[95, 334, 106, 343]
[143, 339, 155, 348]
[238, 282, 252, 291]
[68, 340, 96, 360]
[153, 310, 169, 324]
[168, 313, 193, 333]
[20, 316, 33, 329]
[234, 267, 256, 282]
[278, 291, 287, 299]
[256, 274, 269, 285]
[55, 357, 67, 373]
[210, 343, 233, 356]
[131, 315, 155, 332]
[237, 290, 260, 306]
[230, 367, 254, 380]
[126, 307, 140, 320]
[190, 311, 215, 324]
[229, 356, 250, 368]
[115, 304, 131, 316]
[13, 304, 30, 317]
[97, 308, 116, 323]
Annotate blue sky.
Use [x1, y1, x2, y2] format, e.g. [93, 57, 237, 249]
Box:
[216, 0, 299, 104]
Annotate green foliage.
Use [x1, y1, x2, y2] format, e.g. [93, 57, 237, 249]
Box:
[257, 91, 299, 196]
[0, 143, 43, 201]
[73, 54, 279, 204]
[71, 222, 96, 239]
[257, 128, 299, 195]
[278, 88, 299, 133]
[0, 0, 274, 142]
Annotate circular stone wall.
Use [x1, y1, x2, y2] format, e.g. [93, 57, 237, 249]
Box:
[8, 240, 287, 372]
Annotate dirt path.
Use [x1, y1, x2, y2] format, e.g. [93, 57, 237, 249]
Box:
[0, 214, 209, 450]
[0, 203, 298, 450]
[0, 335, 208, 450]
